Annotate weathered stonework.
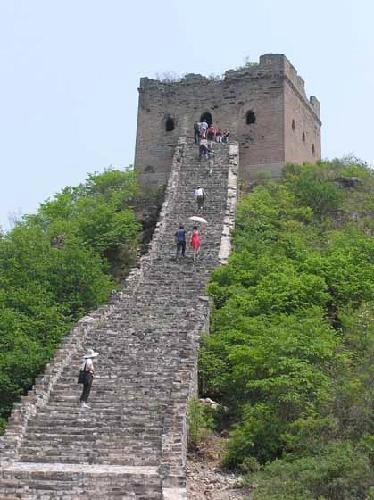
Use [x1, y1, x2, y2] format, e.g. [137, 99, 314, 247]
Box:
[219, 143, 239, 264]
[135, 54, 321, 188]
[0, 138, 237, 499]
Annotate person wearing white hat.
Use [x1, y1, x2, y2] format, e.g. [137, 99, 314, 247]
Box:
[79, 348, 98, 409]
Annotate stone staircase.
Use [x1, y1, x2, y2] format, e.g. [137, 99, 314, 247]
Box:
[0, 138, 238, 499]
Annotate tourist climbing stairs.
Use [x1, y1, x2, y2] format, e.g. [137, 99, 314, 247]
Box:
[0, 137, 238, 499]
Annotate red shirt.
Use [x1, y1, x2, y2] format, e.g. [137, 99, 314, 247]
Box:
[190, 231, 201, 249]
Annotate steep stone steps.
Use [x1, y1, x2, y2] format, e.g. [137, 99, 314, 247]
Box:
[0, 139, 238, 498]
[0, 463, 162, 499]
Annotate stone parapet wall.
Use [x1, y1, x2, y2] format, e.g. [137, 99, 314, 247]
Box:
[0, 306, 116, 462]
[0, 138, 236, 499]
[0, 138, 188, 463]
[219, 143, 239, 264]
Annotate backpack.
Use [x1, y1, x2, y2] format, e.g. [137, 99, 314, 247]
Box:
[78, 362, 87, 384]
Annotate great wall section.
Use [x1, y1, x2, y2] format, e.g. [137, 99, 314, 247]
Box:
[0, 53, 320, 499]
[0, 138, 239, 499]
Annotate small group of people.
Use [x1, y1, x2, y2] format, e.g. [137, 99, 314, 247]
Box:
[207, 125, 230, 144]
[78, 220, 203, 408]
[77, 184, 210, 406]
[77, 187, 209, 406]
[175, 224, 201, 261]
[194, 119, 230, 160]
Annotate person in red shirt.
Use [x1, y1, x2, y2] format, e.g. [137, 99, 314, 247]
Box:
[207, 124, 216, 142]
[190, 226, 201, 261]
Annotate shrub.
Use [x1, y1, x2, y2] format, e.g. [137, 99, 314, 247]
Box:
[201, 159, 374, 498]
[187, 397, 215, 450]
[0, 168, 141, 429]
[251, 441, 373, 500]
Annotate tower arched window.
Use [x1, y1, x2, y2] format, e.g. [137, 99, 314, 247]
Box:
[246, 110, 256, 125]
[292, 119, 296, 131]
[200, 112, 213, 126]
[165, 117, 175, 132]
[312, 144, 315, 155]
[302, 132, 305, 142]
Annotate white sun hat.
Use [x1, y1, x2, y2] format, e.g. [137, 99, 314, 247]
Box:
[84, 348, 99, 359]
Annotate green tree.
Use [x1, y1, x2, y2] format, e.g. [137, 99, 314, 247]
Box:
[200, 159, 374, 498]
[0, 168, 141, 431]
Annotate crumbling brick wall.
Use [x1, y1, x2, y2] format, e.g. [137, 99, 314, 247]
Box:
[135, 53, 321, 189]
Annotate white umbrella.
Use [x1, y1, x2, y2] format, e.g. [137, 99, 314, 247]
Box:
[189, 216, 208, 224]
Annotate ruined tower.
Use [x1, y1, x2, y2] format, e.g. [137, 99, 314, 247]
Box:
[134, 54, 321, 188]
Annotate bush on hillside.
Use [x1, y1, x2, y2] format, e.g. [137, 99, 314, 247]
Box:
[187, 397, 215, 450]
[0, 168, 141, 432]
[200, 159, 374, 497]
[250, 441, 373, 500]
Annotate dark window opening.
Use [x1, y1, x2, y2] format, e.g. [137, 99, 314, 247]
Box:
[165, 117, 175, 132]
[145, 165, 155, 173]
[292, 119, 296, 131]
[246, 110, 256, 124]
[312, 144, 315, 155]
[302, 132, 305, 142]
[200, 112, 213, 126]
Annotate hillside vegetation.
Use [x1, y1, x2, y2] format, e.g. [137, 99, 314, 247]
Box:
[200, 158, 374, 499]
[0, 169, 141, 432]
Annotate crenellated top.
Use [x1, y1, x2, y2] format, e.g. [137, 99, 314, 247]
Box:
[138, 53, 320, 119]
[136, 54, 321, 189]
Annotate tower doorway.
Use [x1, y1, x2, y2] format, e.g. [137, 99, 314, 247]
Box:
[165, 116, 175, 131]
[200, 112, 213, 126]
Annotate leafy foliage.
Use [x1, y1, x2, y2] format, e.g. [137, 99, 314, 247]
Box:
[187, 397, 215, 450]
[0, 168, 140, 431]
[250, 440, 373, 500]
[200, 160, 374, 497]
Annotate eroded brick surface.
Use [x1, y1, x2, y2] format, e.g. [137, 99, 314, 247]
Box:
[135, 54, 320, 190]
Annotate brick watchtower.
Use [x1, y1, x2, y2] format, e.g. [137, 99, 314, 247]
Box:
[134, 54, 321, 188]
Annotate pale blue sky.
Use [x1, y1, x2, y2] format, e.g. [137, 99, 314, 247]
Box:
[1, 0, 373, 228]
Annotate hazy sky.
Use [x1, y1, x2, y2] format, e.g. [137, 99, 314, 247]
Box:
[1, 0, 373, 228]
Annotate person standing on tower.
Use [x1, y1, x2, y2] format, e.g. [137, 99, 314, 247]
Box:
[222, 128, 230, 144]
[215, 128, 222, 142]
[207, 124, 216, 142]
[199, 136, 209, 160]
[199, 119, 209, 137]
[194, 121, 201, 144]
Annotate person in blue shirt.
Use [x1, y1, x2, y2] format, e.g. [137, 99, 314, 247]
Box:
[175, 224, 187, 259]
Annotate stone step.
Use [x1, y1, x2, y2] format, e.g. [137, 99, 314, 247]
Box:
[0, 139, 234, 498]
[0, 462, 162, 498]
